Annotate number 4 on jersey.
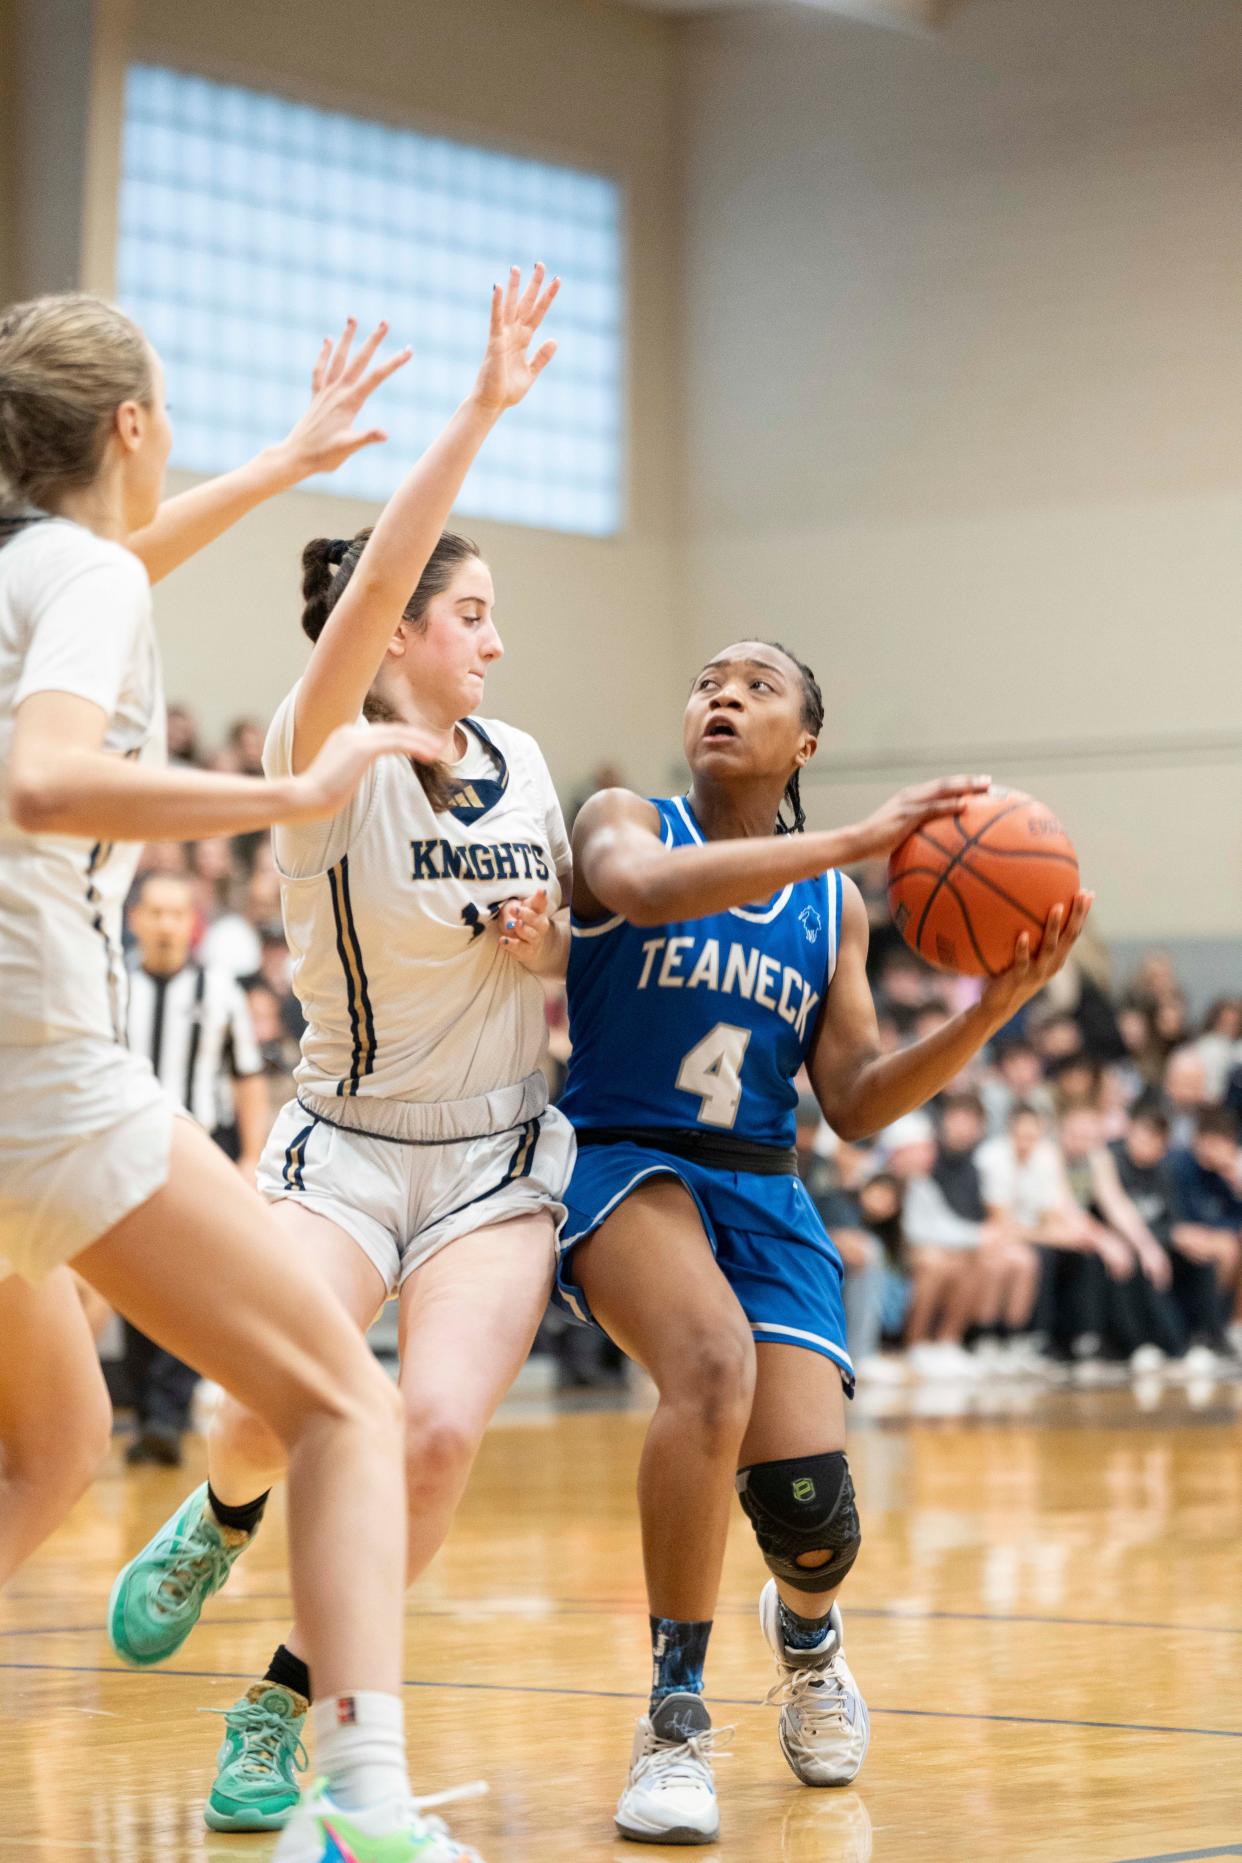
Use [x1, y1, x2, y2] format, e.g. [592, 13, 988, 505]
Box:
[676, 1022, 752, 1129]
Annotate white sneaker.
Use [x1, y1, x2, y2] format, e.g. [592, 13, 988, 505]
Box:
[1171, 1343, 1227, 1381]
[273, 1779, 487, 1862]
[1129, 1344, 1167, 1377]
[908, 1341, 979, 1382]
[615, 1692, 727, 1845]
[759, 1581, 870, 1786]
[854, 1355, 908, 1386]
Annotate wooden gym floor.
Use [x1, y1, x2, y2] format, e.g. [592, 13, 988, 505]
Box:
[4, 1376, 1242, 1862]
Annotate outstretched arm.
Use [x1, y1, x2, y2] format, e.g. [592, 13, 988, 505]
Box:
[126, 320, 411, 584]
[10, 690, 440, 842]
[570, 777, 994, 929]
[292, 265, 560, 772]
[809, 878, 1093, 1140]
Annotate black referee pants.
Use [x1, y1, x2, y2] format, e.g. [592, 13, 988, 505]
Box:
[121, 1322, 198, 1435]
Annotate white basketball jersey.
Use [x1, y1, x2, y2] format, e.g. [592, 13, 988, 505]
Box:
[0, 519, 165, 1046]
[266, 686, 571, 1106]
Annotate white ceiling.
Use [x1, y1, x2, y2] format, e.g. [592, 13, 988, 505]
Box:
[613, 0, 949, 32]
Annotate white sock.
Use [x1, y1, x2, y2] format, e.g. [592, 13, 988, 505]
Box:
[310, 1691, 410, 1812]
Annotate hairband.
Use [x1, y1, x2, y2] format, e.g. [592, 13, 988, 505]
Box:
[326, 537, 351, 567]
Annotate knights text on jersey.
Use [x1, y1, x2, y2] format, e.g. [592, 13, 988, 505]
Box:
[560, 795, 841, 1149]
[265, 689, 571, 1105]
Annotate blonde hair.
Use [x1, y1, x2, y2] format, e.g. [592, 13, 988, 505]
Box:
[0, 293, 153, 514]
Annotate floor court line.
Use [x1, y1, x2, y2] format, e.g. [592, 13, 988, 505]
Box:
[2, 1658, 1241, 1742]
[1112, 1847, 1242, 1861]
[8, 1601, 1242, 1638]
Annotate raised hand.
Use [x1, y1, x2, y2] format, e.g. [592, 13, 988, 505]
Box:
[278, 318, 413, 479]
[979, 891, 1095, 1025]
[847, 774, 994, 862]
[288, 720, 442, 823]
[472, 264, 560, 415]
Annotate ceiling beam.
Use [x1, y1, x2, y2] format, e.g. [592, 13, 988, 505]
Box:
[619, 0, 955, 31]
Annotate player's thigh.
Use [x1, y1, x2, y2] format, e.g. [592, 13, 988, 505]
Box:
[265, 1198, 389, 1331]
[209, 1200, 388, 1454]
[0, 1267, 112, 1472]
[396, 1211, 555, 1432]
[75, 1119, 394, 1448]
[574, 1175, 754, 1389]
[740, 1342, 848, 1466]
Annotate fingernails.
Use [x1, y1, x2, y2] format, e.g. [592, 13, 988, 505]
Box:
[506, 921, 515, 931]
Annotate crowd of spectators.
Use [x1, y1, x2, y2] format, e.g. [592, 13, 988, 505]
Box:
[794, 866, 1242, 1386]
[131, 709, 1242, 1397]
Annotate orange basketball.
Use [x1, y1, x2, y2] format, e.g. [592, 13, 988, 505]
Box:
[886, 787, 1080, 977]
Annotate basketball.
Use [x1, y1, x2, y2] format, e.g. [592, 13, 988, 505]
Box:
[887, 786, 1080, 977]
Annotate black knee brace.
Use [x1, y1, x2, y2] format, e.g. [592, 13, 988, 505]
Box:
[735, 1451, 861, 1593]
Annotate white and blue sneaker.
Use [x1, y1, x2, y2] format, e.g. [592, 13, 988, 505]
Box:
[615, 1692, 728, 1845]
[759, 1581, 870, 1786]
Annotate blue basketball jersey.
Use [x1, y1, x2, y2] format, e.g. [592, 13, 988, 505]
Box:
[561, 795, 842, 1149]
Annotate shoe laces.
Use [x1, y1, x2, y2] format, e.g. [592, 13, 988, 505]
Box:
[766, 1657, 853, 1730]
[204, 1697, 308, 1782]
[149, 1525, 235, 1615]
[388, 1782, 489, 1860]
[634, 1725, 733, 1794]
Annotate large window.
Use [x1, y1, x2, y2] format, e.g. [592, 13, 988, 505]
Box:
[117, 65, 624, 536]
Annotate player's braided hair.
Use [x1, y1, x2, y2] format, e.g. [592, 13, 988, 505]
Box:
[764, 640, 823, 835]
[300, 526, 482, 813]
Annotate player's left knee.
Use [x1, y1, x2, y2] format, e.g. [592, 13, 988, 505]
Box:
[403, 1400, 480, 1493]
[735, 1450, 861, 1593]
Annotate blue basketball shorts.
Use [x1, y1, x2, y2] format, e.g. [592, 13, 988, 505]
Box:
[553, 1138, 854, 1393]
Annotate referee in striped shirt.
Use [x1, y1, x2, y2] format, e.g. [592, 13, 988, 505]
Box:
[121, 871, 269, 1464]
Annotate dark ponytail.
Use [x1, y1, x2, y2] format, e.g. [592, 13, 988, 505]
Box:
[298, 526, 482, 813]
[764, 640, 824, 835]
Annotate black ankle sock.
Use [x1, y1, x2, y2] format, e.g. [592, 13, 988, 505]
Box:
[777, 1597, 833, 1650]
[264, 1642, 311, 1701]
[206, 1484, 270, 1536]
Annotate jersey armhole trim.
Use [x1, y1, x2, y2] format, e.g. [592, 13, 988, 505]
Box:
[569, 799, 673, 935]
[570, 912, 624, 939]
[671, 792, 793, 923]
[271, 756, 383, 886]
[827, 868, 843, 984]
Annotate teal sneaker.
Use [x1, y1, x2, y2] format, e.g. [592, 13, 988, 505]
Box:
[107, 1482, 254, 1667]
[273, 1779, 488, 1861]
[204, 1682, 308, 1831]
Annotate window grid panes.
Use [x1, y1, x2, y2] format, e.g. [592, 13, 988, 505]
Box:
[117, 65, 624, 536]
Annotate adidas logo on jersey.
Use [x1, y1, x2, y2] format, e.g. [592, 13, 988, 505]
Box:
[409, 838, 552, 884]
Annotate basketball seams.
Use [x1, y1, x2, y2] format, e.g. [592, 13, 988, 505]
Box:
[953, 845, 1079, 868]
[913, 799, 1026, 952]
[922, 871, 997, 976]
[953, 860, 1055, 931]
[913, 827, 957, 859]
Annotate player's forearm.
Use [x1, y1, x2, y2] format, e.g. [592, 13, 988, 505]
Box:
[125, 444, 303, 584]
[10, 745, 300, 842]
[295, 395, 499, 762]
[820, 1000, 1003, 1141]
[604, 826, 863, 929]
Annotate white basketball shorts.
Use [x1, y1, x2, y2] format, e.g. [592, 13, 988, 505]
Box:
[256, 1093, 575, 1296]
[0, 1039, 173, 1284]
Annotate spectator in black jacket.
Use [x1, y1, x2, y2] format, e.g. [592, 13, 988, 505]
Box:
[1166, 1107, 1242, 1367]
